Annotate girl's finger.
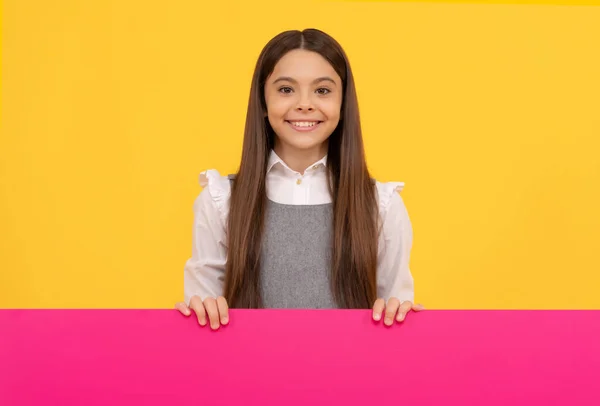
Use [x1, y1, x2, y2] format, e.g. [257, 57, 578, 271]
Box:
[174, 302, 191, 316]
[413, 303, 425, 311]
[189, 296, 207, 326]
[372, 298, 386, 321]
[384, 298, 401, 326]
[396, 301, 413, 322]
[216, 296, 229, 325]
[203, 298, 221, 330]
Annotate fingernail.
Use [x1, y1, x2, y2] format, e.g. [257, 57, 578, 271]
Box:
[397, 313, 405, 321]
[199, 320, 206, 326]
[221, 317, 228, 324]
[384, 317, 392, 326]
[373, 313, 381, 321]
[211, 323, 219, 330]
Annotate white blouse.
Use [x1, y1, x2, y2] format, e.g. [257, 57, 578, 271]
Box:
[183, 150, 415, 306]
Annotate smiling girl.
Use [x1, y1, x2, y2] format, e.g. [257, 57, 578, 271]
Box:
[175, 28, 423, 330]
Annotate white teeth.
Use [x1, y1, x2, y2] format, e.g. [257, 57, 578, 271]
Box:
[290, 121, 319, 127]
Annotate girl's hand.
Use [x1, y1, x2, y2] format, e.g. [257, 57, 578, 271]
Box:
[372, 298, 424, 326]
[175, 295, 230, 330]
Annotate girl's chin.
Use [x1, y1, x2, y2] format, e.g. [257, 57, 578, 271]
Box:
[277, 136, 328, 151]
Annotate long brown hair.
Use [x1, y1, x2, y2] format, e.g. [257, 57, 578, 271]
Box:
[224, 28, 379, 309]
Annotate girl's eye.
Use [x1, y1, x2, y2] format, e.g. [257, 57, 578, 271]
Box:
[279, 86, 293, 94]
[316, 88, 331, 95]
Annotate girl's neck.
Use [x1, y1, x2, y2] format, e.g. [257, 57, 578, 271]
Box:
[273, 143, 328, 174]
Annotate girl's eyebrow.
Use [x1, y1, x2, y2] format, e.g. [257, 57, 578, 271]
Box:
[272, 76, 337, 86]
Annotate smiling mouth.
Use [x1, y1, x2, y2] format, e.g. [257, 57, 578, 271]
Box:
[285, 121, 323, 132]
[286, 120, 323, 128]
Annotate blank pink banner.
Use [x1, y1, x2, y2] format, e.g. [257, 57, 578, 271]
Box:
[1, 310, 599, 405]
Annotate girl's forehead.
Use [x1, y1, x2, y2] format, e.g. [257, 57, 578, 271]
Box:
[271, 50, 340, 81]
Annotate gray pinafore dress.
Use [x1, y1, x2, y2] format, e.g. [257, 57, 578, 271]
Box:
[229, 175, 338, 309]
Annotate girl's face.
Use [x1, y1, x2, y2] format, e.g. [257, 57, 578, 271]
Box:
[264, 49, 343, 158]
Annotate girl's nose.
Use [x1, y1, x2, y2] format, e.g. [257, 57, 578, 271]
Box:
[295, 103, 314, 112]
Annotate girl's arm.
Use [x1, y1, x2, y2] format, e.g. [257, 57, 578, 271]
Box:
[377, 190, 415, 304]
[183, 184, 228, 306]
[373, 188, 423, 325]
[177, 170, 231, 330]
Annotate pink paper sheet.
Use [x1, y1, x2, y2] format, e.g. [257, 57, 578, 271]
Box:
[1, 310, 598, 405]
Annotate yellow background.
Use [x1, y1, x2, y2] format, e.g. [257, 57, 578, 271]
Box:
[1, 0, 599, 309]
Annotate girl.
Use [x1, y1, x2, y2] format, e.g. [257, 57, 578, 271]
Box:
[175, 28, 423, 330]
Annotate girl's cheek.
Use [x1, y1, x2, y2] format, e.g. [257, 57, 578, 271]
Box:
[323, 98, 342, 113]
